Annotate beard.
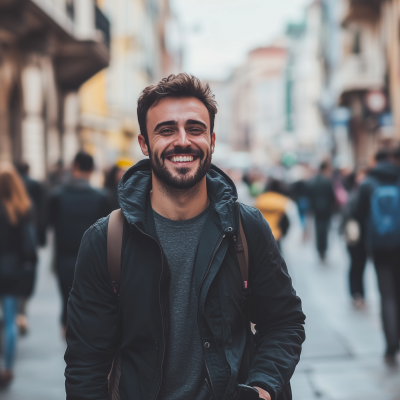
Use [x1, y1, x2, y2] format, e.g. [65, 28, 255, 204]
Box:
[149, 146, 212, 190]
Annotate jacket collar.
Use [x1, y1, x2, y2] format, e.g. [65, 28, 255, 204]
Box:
[118, 159, 238, 235]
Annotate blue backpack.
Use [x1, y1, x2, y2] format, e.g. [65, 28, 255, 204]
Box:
[369, 181, 400, 250]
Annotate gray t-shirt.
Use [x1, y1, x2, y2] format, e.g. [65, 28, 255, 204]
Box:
[154, 207, 210, 400]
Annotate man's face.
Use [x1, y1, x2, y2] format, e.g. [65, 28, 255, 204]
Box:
[139, 97, 215, 189]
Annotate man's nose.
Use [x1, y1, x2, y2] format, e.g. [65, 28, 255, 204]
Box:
[174, 127, 191, 148]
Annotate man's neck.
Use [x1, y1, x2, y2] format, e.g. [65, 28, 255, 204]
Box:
[150, 173, 209, 221]
[72, 170, 91, 181]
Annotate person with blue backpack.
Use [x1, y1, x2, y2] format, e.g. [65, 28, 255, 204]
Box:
[356, 147, 400, 365]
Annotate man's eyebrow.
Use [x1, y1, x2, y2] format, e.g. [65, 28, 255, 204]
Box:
[154, 120, 178, 131]
[186, 119, 207, 129]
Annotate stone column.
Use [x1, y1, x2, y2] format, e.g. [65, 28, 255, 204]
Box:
[62, 91, 80, 166]
[21, 59, 46, 180]
[0, 52, 15, 162]
[41, 56, 61, 167]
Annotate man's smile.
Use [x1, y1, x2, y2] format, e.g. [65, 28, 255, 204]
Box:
[166, 154, 199, 165]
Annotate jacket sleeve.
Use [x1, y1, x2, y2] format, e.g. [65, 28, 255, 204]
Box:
[64, 217, 119, 400]
[244, 208, 306, 400]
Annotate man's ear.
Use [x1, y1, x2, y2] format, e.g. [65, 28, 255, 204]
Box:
[211, 132, 216, 154]
[138, 134, 149, 157]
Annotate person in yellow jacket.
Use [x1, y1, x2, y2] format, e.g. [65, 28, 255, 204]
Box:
[255, 178, 291, 249]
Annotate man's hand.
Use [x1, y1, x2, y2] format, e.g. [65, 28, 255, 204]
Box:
[254, 387, 271, 400]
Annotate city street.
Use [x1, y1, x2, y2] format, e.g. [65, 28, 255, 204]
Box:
[1, 214, 400, 400]
[1, 237, 65, 400]
[286, 213, 400, 400]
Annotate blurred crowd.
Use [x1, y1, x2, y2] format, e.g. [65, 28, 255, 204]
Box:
[227, 143, 400, 366]
[0, 152, 131, 387]
[2, 145, 400, 386]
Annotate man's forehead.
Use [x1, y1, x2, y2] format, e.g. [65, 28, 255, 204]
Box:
[147, 97, 209, 126]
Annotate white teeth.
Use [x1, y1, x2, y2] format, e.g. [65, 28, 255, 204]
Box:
[171, 156, 194, 162]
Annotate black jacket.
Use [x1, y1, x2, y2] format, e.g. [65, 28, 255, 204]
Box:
[64, 160, 305, 400]
[48, 179, 111, 257]
[0, 206, 37, 296]
[307, 174, 335, 218]
[20, 173, 46, 245]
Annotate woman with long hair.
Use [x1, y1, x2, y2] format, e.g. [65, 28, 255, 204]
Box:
[0, 163, 32, 386]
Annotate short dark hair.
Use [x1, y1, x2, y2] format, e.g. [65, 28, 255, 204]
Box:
[319, 161, 330, 172]
[375, 149, 389, 162]
[73, 151, 94, 172]
[266, 178, 287, 195]
[137, 73, 218, 146]
[15, 160, 29, 175]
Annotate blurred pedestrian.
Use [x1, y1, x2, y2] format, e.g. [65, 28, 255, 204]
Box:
[341, 169, 367, 309]
[374, 148, 390, 166]
[104, 165, 123, 210]
[14, 160, 45, 335]
[48, 159, 69, 188]
[229, 168, 254, 206]
[356, 147, 400, 364]
[47, 151, 111, 336]
[104, 158, 132, 211]
[333, 169, 349, 210]
[290, 178, 310, 238]
[255, 178, 290, 249]
[308, 161, 336, 262]
[243, 167, 265, 197]
[15, 161, 45, 241]
[0, 164, 37, 386]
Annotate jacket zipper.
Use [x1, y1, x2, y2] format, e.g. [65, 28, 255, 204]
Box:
[133, 225, 166, 400]
[198, 233, 226, 400]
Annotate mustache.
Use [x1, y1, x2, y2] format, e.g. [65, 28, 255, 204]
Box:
[161, 147, 205, 160]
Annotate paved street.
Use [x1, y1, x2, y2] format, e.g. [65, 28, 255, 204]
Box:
[0, 237, 65, 400]
[286, 213, 400, 400]
[1, 213, 400, 399]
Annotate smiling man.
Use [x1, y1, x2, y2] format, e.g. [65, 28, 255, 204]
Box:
[64, 74, 305, 400]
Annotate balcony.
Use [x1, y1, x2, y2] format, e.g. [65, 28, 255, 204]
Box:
[55, 4, 110, 89]
[338, 54, 385, 95]
[0, 0, 110, 89]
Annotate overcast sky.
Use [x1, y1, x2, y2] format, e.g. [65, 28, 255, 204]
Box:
[171, 0, 312, 80]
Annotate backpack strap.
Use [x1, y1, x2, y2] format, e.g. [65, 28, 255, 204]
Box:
[107, 209, 124, 297]
[234, 201, 249, 290]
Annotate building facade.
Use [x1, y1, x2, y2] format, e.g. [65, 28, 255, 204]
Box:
[336, 0, 400, 166]
[78, 0, 182, 169]
[229, 46, 288, 166]
[0, 0, 110, 179]
[286, 1, 329, 164]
